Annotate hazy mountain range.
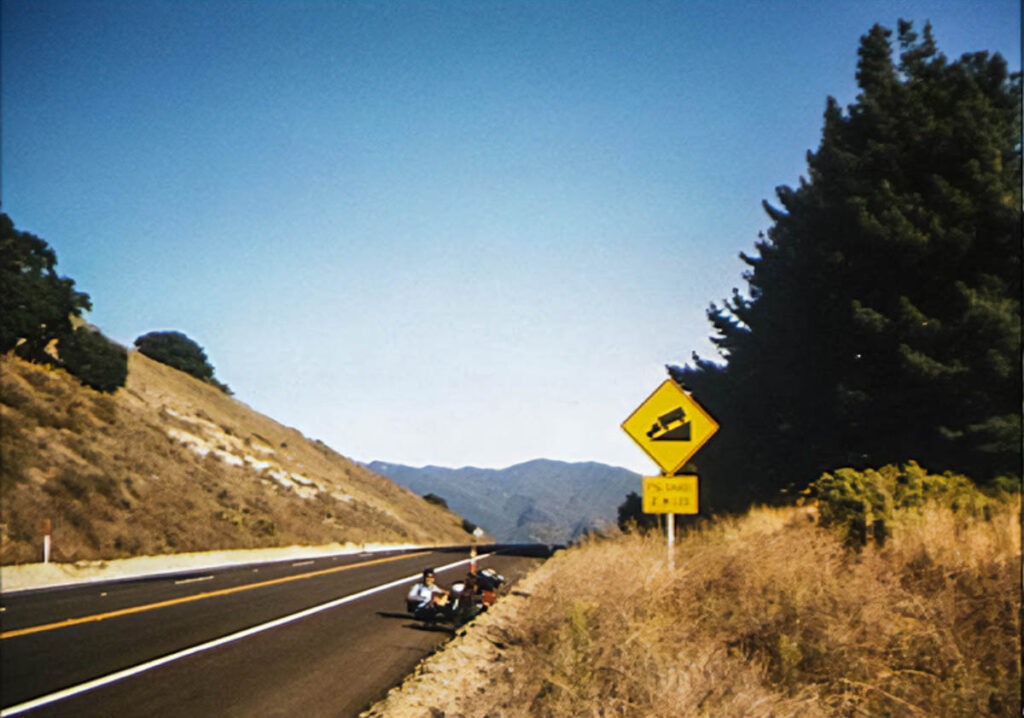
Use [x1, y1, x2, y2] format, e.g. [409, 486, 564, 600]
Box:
[366, 459, 641, 544]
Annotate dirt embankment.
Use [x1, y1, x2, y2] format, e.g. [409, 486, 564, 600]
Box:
[1, 351, 475, 564]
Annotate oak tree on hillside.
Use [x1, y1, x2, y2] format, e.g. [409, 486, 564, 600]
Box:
[134, 330, 231, 394]
[60, 326, 129, 393]
[0, 214, 128, 392]
[672, 22, 1021, 511]
[0, 213, 91, 361]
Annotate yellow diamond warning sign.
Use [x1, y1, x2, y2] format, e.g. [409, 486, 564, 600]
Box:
[643, 475, 699, 514]
[621, 379, 719, 474]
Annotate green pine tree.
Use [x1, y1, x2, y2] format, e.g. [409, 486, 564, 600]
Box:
[673, 22, 1021, 510]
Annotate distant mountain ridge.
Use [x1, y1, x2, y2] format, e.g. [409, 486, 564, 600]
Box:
[366, 459, 640, 543]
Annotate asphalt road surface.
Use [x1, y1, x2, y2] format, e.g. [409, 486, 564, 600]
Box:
[1, 545, 550, 717]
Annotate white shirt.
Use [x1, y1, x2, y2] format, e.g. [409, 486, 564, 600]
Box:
[408, 581, 446, 607]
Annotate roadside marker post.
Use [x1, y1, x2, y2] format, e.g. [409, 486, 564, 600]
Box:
[43, 518, 52, 565]
[621, 380, 718, 570]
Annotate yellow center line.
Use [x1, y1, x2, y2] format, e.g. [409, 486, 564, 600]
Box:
[1, 551, 425, 640]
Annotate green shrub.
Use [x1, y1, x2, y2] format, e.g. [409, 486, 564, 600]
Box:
[60, 326, 127, 393]
[981, 474, 1021, 498]
[423, 492, 449, 509]
[807, 462, 992, 547]
[208, 378, 233, 396]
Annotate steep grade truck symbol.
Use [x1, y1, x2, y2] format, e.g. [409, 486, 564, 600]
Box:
[621, 379, 720, 474]
[645, 407, 691, 442]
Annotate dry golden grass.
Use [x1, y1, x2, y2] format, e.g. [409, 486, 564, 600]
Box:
[1, 351, 473, 564]
[368, 497, 1021, 717]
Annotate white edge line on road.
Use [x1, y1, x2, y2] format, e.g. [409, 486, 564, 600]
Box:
[0, 553, 493, 717]
[172, 575, 214, 585]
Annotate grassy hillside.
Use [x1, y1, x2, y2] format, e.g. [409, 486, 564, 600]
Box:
[366, 476, 1021, 717]
[1, 351, 474, 564]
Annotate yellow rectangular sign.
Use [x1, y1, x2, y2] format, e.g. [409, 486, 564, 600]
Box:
[642, 475, 699, 514]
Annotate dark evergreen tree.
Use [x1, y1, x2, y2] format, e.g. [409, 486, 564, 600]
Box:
[672, 22, 1021, 510]
[616, 492, 660, 532]
[0, 214, 91, 361]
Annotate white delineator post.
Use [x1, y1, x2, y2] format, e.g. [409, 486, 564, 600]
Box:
[43, 518, 52, 564]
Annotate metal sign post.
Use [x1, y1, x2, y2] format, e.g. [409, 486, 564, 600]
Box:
[642, 474, 698, 569]
[666, 510, 674, 570]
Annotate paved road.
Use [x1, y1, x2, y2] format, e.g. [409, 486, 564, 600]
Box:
[1, 546, 548, 717]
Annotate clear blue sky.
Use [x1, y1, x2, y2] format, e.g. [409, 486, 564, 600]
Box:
[3, 1, 1019, 474]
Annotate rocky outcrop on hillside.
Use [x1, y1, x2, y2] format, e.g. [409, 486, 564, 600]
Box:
[0, 352, 473, 564]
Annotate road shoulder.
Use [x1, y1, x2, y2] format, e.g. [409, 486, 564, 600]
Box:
[0, 542, 430, 593]
[361, 559, 545, 718]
